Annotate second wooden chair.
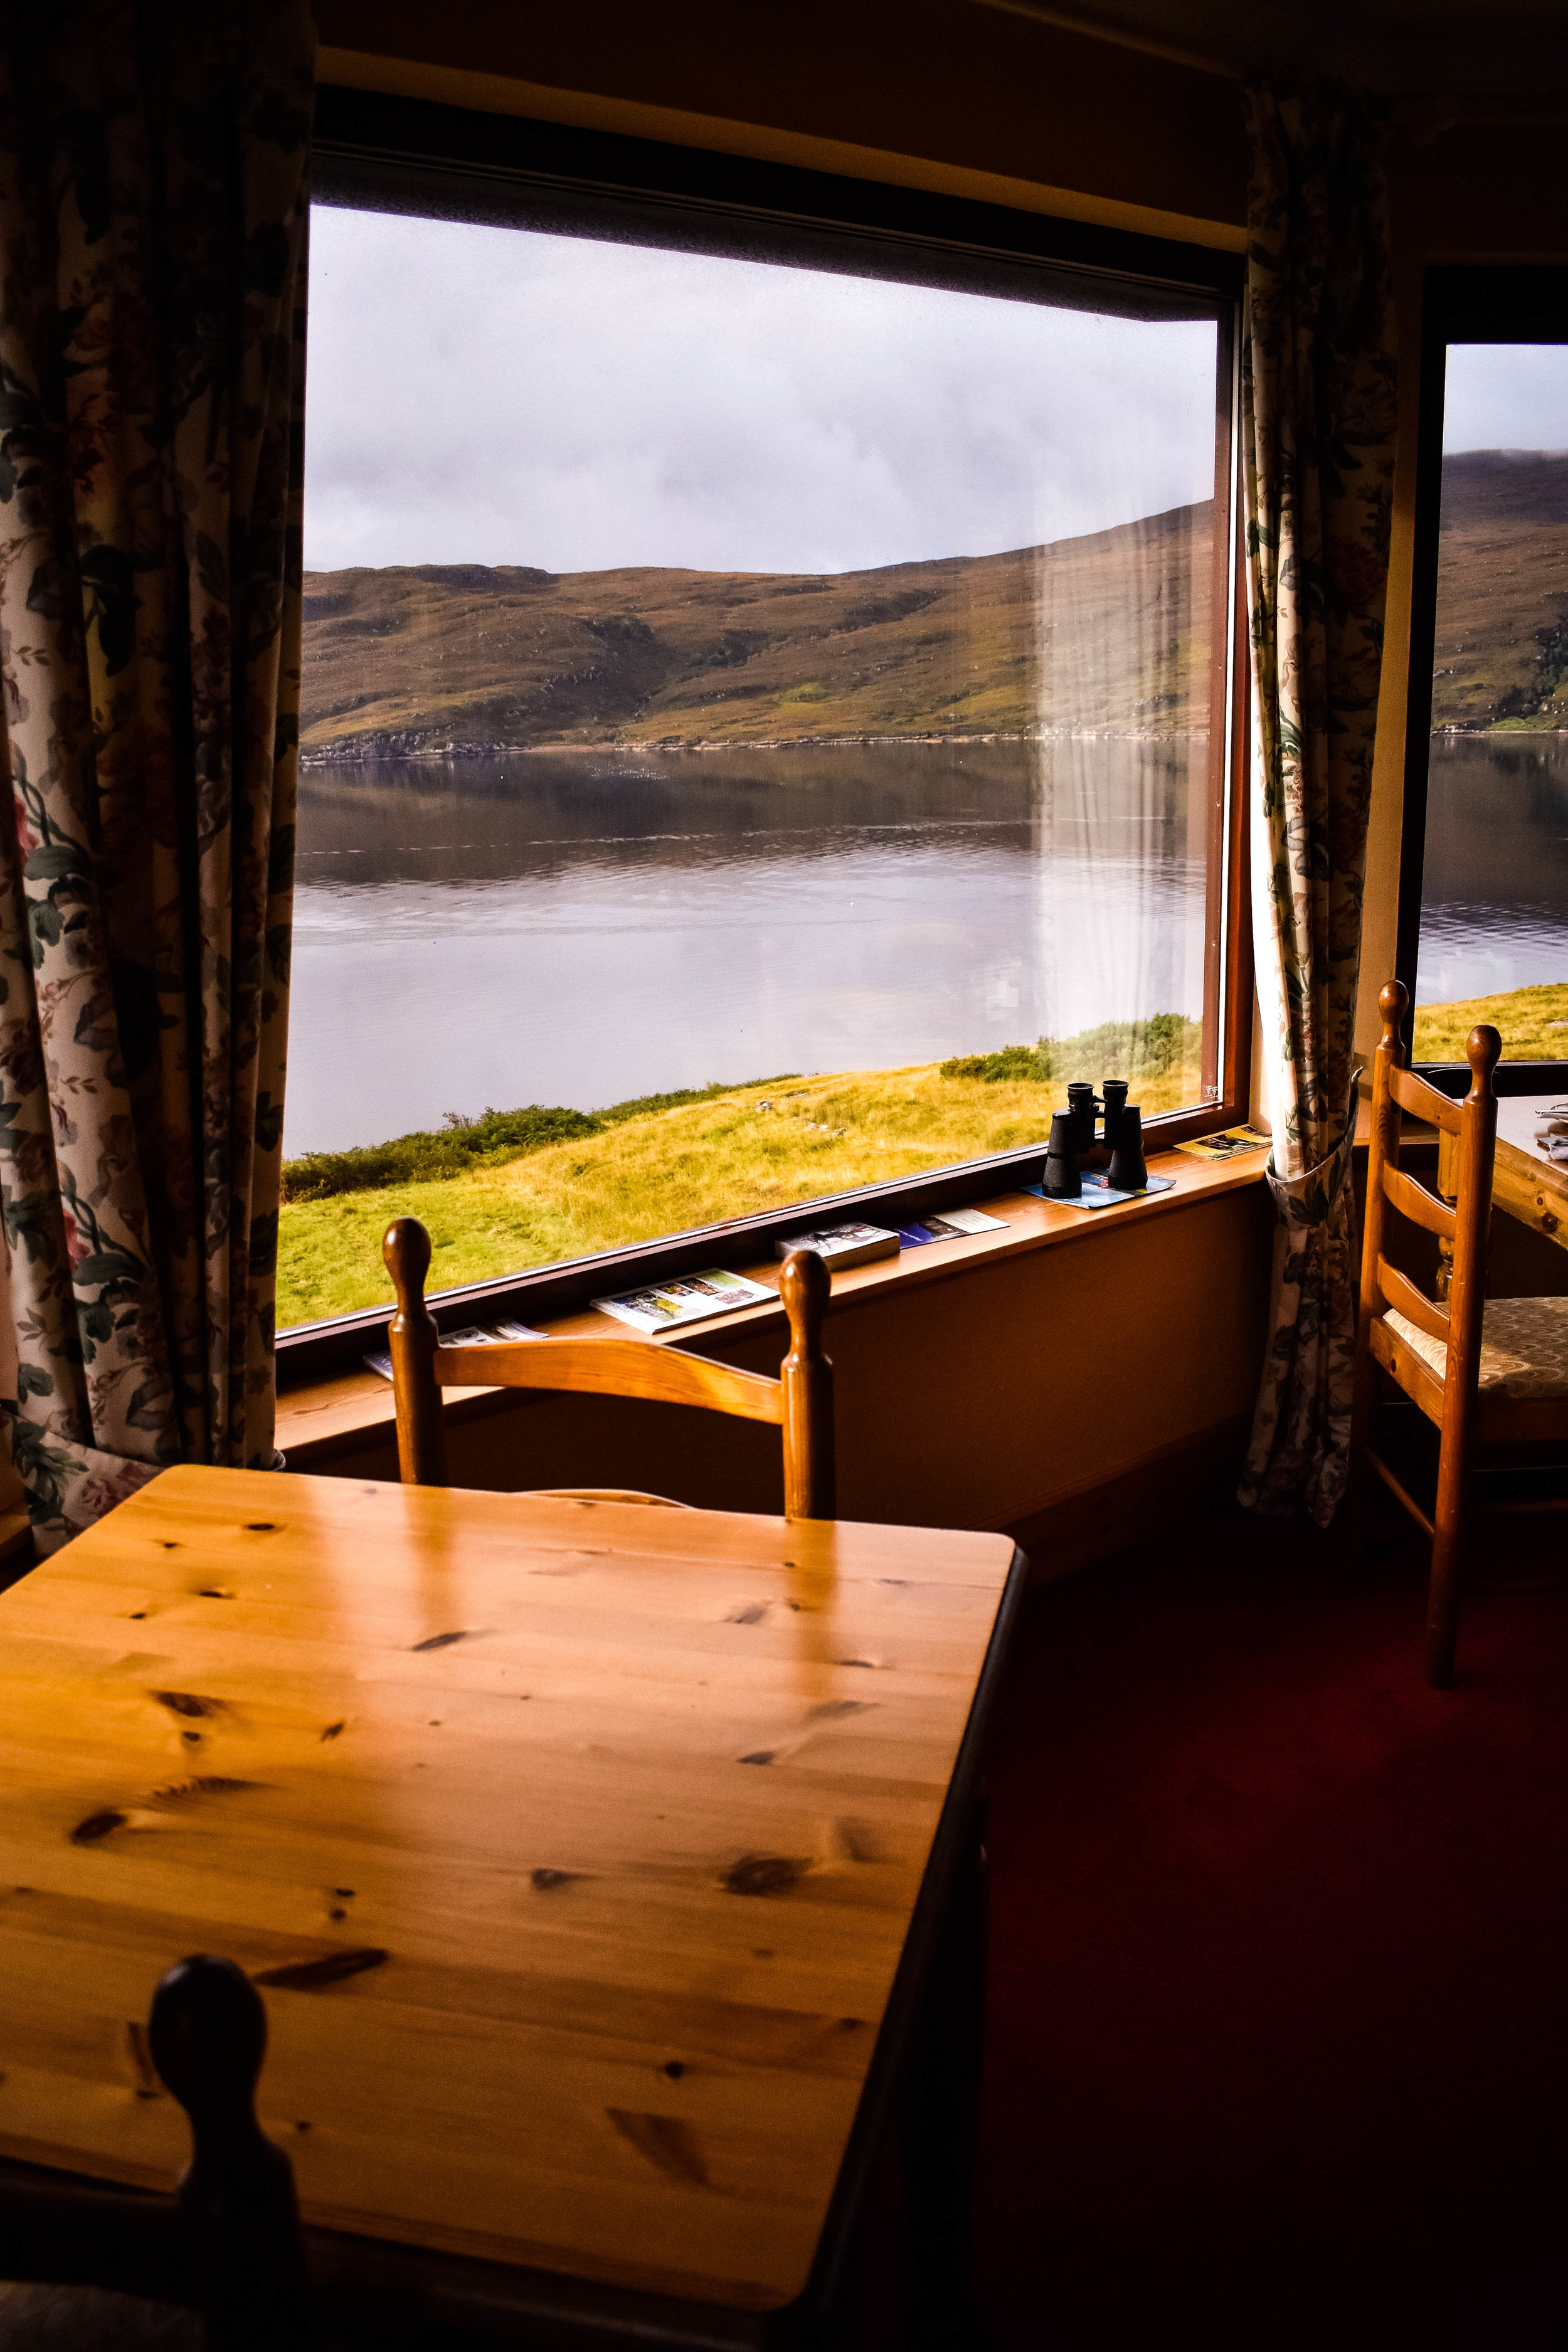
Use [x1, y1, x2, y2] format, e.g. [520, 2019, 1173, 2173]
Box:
[381, 1217, 836, 1518]
[1350, 982, 1568, 1686]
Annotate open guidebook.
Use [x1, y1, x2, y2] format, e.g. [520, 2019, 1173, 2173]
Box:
[592, 1267, 776, 1335]
[364, 1319, 541, 1381]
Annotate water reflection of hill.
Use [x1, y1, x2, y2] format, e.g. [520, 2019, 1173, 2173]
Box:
[296, 739, 1204, 887]
[300, 503, 1212, 761]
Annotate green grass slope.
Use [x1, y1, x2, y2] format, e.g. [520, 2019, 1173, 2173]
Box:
[277, 1020, 1204, 1324]
[1412, 982, 1568, 1061]
[300, 503, 1214, 760]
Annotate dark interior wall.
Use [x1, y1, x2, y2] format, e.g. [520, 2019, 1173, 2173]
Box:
[312, 0, 1249, 242]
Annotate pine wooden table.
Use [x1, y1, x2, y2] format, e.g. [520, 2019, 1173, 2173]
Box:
[1438, 1093, 1568, 1260]
[0, 1466, 1025, 2346]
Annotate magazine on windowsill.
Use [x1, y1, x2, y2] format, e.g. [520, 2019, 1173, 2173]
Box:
[775, 1221, 900, 1269]
[591, 1268, 776, 1335]
[898, 1206, 1010, 1246]
[363, 1319, 542, 1381]
[1173, 1125, 1273, 1162]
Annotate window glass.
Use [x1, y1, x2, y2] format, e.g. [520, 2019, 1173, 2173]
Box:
[283, 203, 1230, 1327]
[1416, 342, 1568, 1062]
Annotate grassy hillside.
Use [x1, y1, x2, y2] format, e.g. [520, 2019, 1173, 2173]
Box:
[278, 1022, 1203, 1324]
[1431, 451, 1568, 730]
[1412, 982, 1568, 1061]
[300, 503, 1213, 760]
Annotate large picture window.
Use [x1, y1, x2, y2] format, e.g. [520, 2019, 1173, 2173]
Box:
[279, 100, 1244, 1343]
[1402, 268, 1568, 1080]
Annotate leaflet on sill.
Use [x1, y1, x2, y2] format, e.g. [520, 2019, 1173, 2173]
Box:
[1173, 1125, 1273, 1161]
[592, 1268, 776, 1334]
[775, 1220, 900, 1269]
[1019, 1175, 1174, 1208]
[363, 1319, 541, 1381]
[898, 1206, 1010, 1247]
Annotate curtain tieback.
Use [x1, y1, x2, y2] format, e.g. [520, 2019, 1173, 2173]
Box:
[1265, 1073, 1362, 1228]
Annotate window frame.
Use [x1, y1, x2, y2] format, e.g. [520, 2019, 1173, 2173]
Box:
[1397, 262, 1568, 1096]
[278, 85, 1251, 1384]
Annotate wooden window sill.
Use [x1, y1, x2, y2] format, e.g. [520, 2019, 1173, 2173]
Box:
[275, 1143, 1273, 1468]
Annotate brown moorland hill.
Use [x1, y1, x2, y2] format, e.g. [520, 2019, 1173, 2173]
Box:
[300, 501, 1213, 761]
[1432, 450, 1568, 729]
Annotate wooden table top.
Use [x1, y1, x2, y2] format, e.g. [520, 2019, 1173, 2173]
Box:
[0, 1467, 1021, 2323]
[1442, 1093, 1568, 1255]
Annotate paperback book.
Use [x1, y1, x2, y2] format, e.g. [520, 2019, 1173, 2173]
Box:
[364, 1319, 541, 1381]
[592, 1267, 775, 1335]
[898, 1206, 1009, 1246]
[775, 1221, 899, 1269]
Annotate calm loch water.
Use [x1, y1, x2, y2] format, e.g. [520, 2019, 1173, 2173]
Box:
[284, 733, 1568, 1158]
[1417, 734, 1568, 1007]
[286, 739, 1209, 1156]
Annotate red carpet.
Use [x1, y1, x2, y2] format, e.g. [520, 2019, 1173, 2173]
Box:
[965, 1510, 1568, 2348]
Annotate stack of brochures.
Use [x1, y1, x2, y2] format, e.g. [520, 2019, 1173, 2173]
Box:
[898, 1206, 1009, 1246]
[364, 1319, 541, 1380]
[774, 1221, 899, 1269]
[593, 1267, 775, 1335]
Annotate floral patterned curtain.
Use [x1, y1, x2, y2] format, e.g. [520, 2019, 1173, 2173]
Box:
[1237, 84, 1399, 1527]
[0, 3, 314, 1549]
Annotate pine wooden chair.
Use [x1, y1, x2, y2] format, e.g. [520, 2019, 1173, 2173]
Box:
[0, 1956, 316, 2351]
[1350, 981, 1568, 1687]
[381, 1217, 837, 1518]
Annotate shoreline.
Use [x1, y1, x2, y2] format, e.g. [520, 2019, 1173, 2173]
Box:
[299, 726, 1216, 768]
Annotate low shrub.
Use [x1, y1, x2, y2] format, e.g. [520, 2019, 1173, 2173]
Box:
[280, 1076, 803, 1202]
[941, 1014, 1203, 1088]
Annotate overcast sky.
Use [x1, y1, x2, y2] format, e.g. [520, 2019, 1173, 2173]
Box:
[1444, 343, 1568, 453]
[304, 204, 1222, 578]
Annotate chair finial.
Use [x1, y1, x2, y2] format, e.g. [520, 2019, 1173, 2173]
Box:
[149, 1957, 318, 2342]
[780, 1244, 829, 1355]
[148, 1954, 265, 2123]
[778, 1249, 835, 1520]
[1466, 1024, 1502, 1102]
[383, 1214, 432, 1308]
[1379, 978, 1407, 1051]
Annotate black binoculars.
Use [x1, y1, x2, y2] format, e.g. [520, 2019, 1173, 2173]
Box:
[1042, 1079, 1148, 1200]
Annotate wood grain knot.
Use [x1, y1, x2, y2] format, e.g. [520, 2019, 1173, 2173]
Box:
[411, 1629, 480, 1652]
[70, 1809, 128, 1846]
[150, 1690, 226, 1719]
[723, 1854, 801, 1897]
[252, 1947, 388, 1990]
[531, 1867, 583, 1890]
[607, 2109, 708, 2186]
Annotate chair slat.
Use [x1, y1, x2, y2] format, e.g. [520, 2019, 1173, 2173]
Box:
[1387, 1063, 1462, 1135]
[433, 1337, 786, 1426]
[1375, 1258, 1451, 1345]
[1363, 1446, 1436, 1540]
[1369, 1315, 1444, 1427]
[1382, 1162, 1458, 1239]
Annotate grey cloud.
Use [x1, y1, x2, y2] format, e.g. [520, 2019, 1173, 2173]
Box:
[304, 206, 1220, 577]
[1444, 343, 1568, 456]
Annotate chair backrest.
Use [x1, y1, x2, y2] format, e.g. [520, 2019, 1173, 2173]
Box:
[1360, 978, 1500, 1440]
[0, 1956, 315, 2349]
[381, 1217, 837, 1519]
